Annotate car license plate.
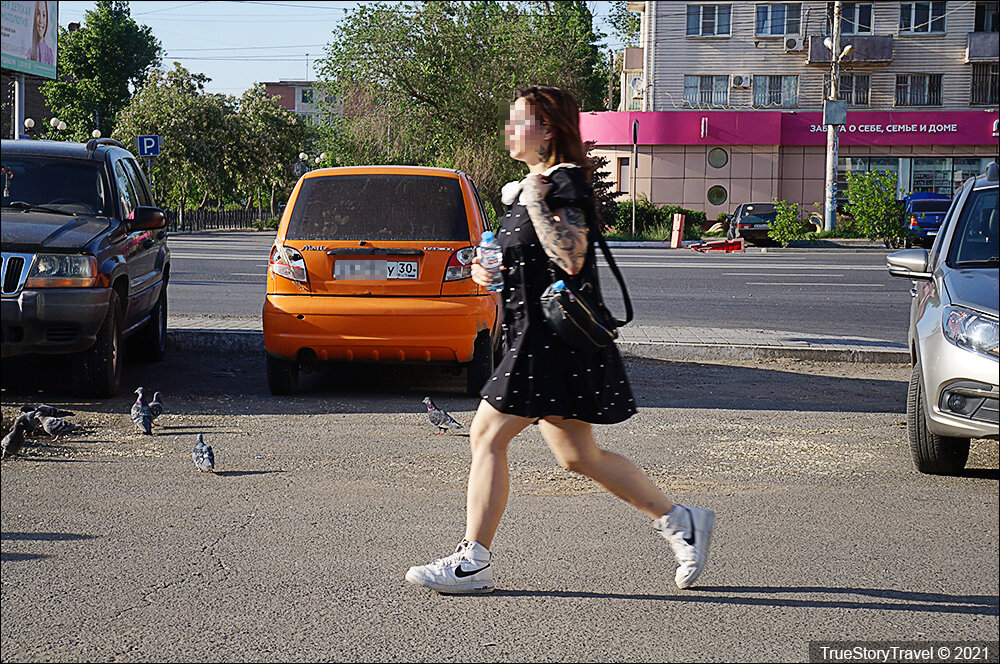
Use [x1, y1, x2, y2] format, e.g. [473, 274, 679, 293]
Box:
[753, 223, 769, 228]
[334, 260, 418, 280]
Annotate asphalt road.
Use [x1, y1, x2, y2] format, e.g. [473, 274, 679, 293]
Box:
[2, 350, 997, 662]
[166, 232, 913, 343]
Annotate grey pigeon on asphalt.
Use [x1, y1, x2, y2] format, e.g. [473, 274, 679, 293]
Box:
[422, 397, 463, 434]
[149, 391, 164, 423]
[37, 415, 78, 441]
[20, 404, 74, 418]
[131, 387, 153, 435]
[192, 434, 215, 472]
[2, 418, 28, 459]
[15, 410, 43, 436]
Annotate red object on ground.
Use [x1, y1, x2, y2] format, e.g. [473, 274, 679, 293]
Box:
[689, 238, 745, 253]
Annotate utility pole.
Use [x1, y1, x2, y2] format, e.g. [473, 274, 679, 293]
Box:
[823, 1, 843, 232]
[608, 51, 615, 110]
[631, 119, 638, 235]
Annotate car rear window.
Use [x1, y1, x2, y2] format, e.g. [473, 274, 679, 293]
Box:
[1, 156, 108, 216]
[741, 204, 777, 221]
[286, 174, 470, 241]
[910, 200, 951, 213]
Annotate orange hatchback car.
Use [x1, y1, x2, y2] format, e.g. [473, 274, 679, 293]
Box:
[263, 165, 502, 395]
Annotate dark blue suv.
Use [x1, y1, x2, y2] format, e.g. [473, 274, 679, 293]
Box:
[903, 192, 951, 248]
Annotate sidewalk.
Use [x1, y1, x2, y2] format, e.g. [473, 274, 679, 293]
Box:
[167, 315, 909, 364]
[606, 238, 890, 252]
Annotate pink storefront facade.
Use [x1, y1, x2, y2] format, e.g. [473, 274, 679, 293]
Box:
[582, 109, 999, 222]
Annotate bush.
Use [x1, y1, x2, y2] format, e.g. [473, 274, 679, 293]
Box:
[845, 171, 907, 248]
[253, 215, 281, 231]
[768, 200, 812, 247]
[610, 196, 706, 241]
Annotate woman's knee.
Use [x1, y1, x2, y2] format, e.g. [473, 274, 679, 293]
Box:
[553, 447, 603, 474]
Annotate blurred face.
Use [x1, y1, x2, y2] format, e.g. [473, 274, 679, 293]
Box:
[35, 2, 48, 38]
[504, 97, 550, 165]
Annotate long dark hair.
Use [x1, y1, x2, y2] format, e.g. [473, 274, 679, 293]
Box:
[515, 86, 592, 180]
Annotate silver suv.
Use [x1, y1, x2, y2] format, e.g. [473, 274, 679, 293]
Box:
[887, 161, 999, 475]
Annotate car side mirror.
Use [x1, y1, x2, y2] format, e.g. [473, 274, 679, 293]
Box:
[127, 206, 165, 232]
[887, 248, 932, 280]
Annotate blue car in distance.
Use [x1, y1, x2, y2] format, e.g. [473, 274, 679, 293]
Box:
[904, 192, 951, 247]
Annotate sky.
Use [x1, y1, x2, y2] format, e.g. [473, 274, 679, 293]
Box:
[57, 1, 626, 96]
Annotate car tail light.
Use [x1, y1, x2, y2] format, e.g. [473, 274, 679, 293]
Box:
[269, 243, 308, 284]
[444, 246, 475, 282]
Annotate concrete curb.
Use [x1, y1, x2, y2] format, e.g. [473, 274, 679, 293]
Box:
[166, 329, 909, 364]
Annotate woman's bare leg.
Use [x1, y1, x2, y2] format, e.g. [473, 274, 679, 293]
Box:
[537, 416, 674, 519]
[463, 400, 535, 549]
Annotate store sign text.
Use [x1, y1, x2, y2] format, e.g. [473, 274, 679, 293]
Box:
[809, 123, 960, 134]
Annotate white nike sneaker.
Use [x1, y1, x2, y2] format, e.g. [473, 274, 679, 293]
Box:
[653, 505, 715, 589]
[405, 540, 495, 594]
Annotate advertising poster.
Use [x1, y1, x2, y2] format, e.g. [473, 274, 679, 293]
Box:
[1, 0, 58, 79]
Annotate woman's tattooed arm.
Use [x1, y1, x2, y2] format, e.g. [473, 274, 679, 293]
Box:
[521, 175, 588, 275]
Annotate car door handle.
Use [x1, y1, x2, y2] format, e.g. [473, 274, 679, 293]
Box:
[142, 238, 154, 249]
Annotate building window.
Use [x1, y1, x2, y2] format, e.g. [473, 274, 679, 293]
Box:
[755, 4, 802, 36]
[895, 74, 942, 105]
[899, 2, 946, 33]
[684, 75, 729, 107]
[753, 74, 798, 107]
[300, 88, 313, 104]
[708, 148, 729, 168]
[686, 4, 732, 36]
[618, 157, 630, 193]
[974, 2, 999, 31]
[826, 2, 872, 34]
[824, 73, 871, 105]
[707, 185, 728, 205]
[971, 63, 999, 105]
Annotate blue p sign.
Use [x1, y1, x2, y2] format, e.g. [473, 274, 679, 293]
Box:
[137, 135, 161, 157]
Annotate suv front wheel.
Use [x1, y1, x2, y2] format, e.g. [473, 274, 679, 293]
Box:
[131, 285, 167, 362]
[74, 289, 123, 398]
[907, 361, 971, 475]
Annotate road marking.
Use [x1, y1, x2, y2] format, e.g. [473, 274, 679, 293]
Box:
[744, 282, 886, 287]
[231, 273, 266, 277]
[598, 262, 885, 270]
[170, 253, 266, 260]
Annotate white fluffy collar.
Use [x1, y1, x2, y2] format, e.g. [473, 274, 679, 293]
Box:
[501, 162, 580, 206]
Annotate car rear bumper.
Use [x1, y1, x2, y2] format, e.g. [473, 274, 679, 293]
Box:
[263, 294, 497, 364]
[920, 333, 1000, 440]
[1, 288, 110, 357]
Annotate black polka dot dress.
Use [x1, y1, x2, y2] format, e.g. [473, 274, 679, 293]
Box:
[480, 165, 637, 424]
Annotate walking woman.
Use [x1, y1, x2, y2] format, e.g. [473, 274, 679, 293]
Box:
[406, 86, 715, 594]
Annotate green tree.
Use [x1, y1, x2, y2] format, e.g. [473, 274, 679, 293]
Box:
[845, 170, 907, 247]
[316, 1, 608, 213]
[41, 1, 161, 140]
[607, 1, 641, 47]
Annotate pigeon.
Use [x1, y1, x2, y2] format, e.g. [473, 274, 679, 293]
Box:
[20, 404, 75, 418]
[131, 387, 153, 435]
[2, 418, 28, 459]
[192, 434, 215, 472]
[422, 397, 463, 434]
[15, 410, 43, 436]
[37, 415, 78, 441]
[149, 391, 164, 423]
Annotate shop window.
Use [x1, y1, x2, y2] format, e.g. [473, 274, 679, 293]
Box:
[826, 3, 873, 34]
[953, 158, 995, 191]
[686, 4, 732, 36]
[824, 73, 870, 105]
[974, 2, 999, 32]
[971, 63, 999, 105]
[684, 75, 729, 107]
[911, 158, 952, 195]
[753, 75, 798, 107]
[708, 148, 729, 169]
[899, 2, 946, 33]
[895, 74, 942, 106]
[755, 3, 801, 35]
[618, 157, 630, 194]
[707, 185, 728, 205]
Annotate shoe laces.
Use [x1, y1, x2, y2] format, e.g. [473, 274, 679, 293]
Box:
[430, 541, 474, 569]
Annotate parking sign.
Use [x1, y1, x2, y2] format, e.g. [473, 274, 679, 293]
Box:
[136, 135, 161, 157]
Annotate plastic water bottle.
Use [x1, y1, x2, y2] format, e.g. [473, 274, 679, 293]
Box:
[478, 231, 504, 293]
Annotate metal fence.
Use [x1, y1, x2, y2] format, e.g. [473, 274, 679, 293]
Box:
[163, 208, 273, 233]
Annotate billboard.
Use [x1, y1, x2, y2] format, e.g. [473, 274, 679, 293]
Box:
[1, 1, 58, 79]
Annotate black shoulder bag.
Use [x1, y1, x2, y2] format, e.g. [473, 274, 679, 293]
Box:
[540, 208, 633, 353]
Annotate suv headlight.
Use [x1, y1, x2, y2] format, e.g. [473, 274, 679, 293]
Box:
[942, 306, 999, 360]
[24, 254, 99, 288]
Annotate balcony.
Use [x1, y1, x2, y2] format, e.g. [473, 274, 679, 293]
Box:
[807, 35, 893, 64]
[966, 32, 999, 63]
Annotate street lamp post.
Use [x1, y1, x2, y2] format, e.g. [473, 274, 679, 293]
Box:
[823, 2, 844, 232]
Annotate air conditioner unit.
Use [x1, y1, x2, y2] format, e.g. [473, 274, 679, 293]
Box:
[784, 36, 805, 52]
[730, 74, 752, 88]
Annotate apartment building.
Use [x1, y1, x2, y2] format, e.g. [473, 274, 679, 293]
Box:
[585, 1, 999, 219]
[262, 80, 342, 125]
